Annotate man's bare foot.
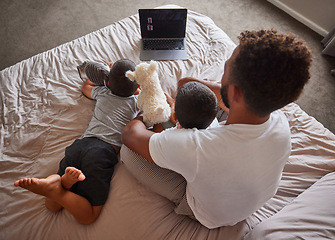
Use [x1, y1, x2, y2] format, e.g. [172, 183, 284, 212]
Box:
[14, 174, 63, 199]
[61, 167, 86, 190]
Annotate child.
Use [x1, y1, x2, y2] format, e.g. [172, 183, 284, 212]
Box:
[14, 59, 141, 225]
[174, 81, 218, 129]
[154, 81, 219, 132]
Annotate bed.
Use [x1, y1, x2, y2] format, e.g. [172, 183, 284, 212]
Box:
[1, 5, 335, 240]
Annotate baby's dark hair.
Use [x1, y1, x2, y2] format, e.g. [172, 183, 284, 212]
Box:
[231, 29, 312, 117]
[108, 59, 138, 97]
[175, 81, 218, 129]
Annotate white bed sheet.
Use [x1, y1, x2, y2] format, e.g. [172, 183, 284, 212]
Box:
[1, 6, 335, 240]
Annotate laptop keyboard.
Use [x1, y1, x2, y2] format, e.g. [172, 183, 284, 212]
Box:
[143, 39, 185, 50]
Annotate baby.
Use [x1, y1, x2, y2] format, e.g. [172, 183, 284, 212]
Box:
[14, 59, 141, 225]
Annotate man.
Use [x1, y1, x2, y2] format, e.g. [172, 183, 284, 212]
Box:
[121, 29, 312, 228]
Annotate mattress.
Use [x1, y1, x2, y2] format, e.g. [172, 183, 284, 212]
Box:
[1, 5, 335, 240]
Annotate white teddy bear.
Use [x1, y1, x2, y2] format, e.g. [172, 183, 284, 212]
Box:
[126, 61, 171, 126]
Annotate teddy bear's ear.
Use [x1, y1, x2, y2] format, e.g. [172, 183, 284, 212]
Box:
[125, 70, 135, 81]
[148, 60, 158, 72]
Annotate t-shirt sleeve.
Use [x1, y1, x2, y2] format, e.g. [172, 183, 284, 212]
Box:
[149, 128, 198, 182]
[90, 86, 108, 100]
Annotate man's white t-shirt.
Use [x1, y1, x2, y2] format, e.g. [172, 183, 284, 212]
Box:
[149, 110, 290, 228]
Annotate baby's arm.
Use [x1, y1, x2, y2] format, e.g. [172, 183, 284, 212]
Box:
[152, 123, 165, 133]
[82, 79, 96, 99]
[164, 93, 178, 125]
[106, 61, 113, 67]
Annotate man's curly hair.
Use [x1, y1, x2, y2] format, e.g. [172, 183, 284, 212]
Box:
[231, 29, 312, 117]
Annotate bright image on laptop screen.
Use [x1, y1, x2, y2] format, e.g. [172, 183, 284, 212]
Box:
[139, 8, 188, 61]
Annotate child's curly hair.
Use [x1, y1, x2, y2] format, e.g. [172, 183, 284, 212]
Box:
[231, 29, 312, 117]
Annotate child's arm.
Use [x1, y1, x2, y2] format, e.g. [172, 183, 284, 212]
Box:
[164, 93, 178, 125]
[82, 79, 96, 99]
[152, 123, 165, 133]
[105, 61, 113, 67]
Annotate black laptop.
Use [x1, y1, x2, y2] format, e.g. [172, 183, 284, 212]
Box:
[139, 8, 188, 61]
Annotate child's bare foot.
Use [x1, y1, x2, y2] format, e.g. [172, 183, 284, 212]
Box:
[61, 167, 86, 190]
[14, 174, 63, 200]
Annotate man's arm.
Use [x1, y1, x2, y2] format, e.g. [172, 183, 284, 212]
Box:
[121, 115, 156, 164]
[82, 79, 96, 99]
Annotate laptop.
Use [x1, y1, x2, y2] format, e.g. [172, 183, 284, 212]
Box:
[139, 8, 188, 61]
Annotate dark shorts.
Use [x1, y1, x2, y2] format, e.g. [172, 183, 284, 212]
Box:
[57, 137, 118, 206]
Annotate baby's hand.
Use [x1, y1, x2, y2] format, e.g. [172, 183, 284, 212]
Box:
[152, 123, 164, 133]
[134, 87, 141, 95]
[85, 79, 96, 86]
[164, 93, 178, 125]
[164, 92, 175, 107]
[106, 61, 113, 67]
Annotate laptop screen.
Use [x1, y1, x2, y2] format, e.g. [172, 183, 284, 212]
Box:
[139, 9, 187, 39]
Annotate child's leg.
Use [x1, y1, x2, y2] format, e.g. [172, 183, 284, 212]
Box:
[55, 187, 102, 225]
[61, 166, 86, 190]
[14, 168, 101, 225]
[45, 198, 64, 212]
[15, 174, 65, 212]
[45, 167, 86, 212]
